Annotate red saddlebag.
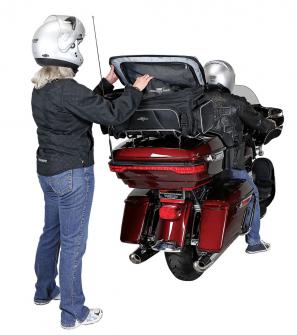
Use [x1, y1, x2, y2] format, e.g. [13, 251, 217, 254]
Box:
[198, 200, 229, 252]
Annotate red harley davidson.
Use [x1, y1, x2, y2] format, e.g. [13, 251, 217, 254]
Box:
[106, 56, 283, 281]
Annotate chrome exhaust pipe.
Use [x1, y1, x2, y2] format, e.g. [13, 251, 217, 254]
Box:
[193, 252, 220, 272]
[129, 253, 142, 264]
[129, 246, 159, 264]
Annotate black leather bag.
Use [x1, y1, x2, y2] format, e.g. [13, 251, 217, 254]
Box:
[104, 55, 214, 138]
[108, 87, 215, 138]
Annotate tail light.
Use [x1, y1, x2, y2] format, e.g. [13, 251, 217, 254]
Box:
[109, 163, 207, 174]
[159, 205, 182, 220]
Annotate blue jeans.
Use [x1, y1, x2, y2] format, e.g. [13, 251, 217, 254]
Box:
[34, 166, 94, 327]
[227, 169, 261, 246]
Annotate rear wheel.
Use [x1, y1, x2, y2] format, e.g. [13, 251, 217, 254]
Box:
[165, 246, 203, 281]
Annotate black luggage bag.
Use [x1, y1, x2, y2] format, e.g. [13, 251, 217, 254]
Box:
[102, 55, 215, 138]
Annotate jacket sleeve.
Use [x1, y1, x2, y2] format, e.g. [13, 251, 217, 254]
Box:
[93, 78, 114, 95]
[237, 97, 276, 133]
[62, 80, 143, 126]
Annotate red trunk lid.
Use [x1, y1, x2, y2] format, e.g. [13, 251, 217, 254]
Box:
[109, 136, 225, 190]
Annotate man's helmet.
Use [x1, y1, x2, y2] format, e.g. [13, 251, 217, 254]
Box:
[204, 60, 235, 91]
[32, 15, 85, 71]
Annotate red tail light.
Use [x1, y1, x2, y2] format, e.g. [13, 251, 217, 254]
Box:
[109, 164, 207, 174]
[159, 205, 182, 220]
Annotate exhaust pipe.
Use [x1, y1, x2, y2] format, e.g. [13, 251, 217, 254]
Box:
[193, 252, 220, 272]
[129, 253, 142, 264]
[129, 246, 159, 264]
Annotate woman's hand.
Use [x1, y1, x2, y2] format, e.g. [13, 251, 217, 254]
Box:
[105, 65, 118, 85]
[133, 74, 154, 91]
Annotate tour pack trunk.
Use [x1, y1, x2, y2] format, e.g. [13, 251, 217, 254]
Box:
[109, 136, 225, 190]
[106, 55, 214, 138]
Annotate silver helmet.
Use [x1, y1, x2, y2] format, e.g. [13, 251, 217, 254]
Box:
[204, 60, 235, 91]
[32, 15, 85, 71]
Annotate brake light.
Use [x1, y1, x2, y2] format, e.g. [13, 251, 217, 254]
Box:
[109, 164, 207, 174]
[159, 205, 182, 220]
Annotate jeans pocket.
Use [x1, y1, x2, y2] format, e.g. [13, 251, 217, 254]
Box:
[49, 170, 73, 196]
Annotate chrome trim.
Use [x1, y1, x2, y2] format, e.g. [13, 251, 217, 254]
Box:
[190, 239, 199, 246]
[129, 253, 141, 264]
[152, 240, 182, 252]
[255, 146, 264, 156]
[193, 252, 220, 272]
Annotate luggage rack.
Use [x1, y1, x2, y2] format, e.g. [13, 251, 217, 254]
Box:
[108, 129, 214, 159]
[108, 129, 183, 156]
[127, 130, 184, 147]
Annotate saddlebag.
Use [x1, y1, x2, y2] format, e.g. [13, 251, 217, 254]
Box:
[252, 158, 275, 217]
[198, 200, 229, 253]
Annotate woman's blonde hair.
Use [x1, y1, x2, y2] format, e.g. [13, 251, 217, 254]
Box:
[32, 66, 74, 89]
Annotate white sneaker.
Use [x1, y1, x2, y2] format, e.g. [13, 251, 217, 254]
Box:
[82, 308, 103, 326]
[61, 308, 103, 330]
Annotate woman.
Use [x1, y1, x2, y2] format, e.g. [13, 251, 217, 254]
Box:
[31, 15, 152, 329]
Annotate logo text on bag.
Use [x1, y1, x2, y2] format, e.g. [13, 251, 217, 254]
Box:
[137, 117, 149, 122]
[149, 87, 171, 94]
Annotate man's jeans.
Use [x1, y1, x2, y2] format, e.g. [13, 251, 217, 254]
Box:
[227, 169, 261, 246]
[34, 166, 94, 327]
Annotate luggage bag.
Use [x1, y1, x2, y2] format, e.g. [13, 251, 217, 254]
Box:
[105, 55, 215, 138]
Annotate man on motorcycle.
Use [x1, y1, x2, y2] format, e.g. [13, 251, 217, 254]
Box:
[203, 60, 276, 254]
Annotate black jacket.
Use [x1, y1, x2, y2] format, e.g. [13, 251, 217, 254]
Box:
[32, 78, 143, 176]
[205, 85, 275, 169]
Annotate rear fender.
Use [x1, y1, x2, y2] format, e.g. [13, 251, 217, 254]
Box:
[155, 200, 193, 248]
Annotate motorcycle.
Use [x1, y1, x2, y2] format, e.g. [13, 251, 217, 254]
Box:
[106, 56, 284, 281]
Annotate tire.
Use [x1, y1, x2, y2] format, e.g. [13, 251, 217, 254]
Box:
[165, 246, 203, 281]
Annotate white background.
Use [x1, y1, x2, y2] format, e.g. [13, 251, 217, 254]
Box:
[0, 0, 296, 334]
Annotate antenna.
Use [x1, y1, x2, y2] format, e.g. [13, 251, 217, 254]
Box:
[92, 16, 104, 95]
[92, 16, 114, 159]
